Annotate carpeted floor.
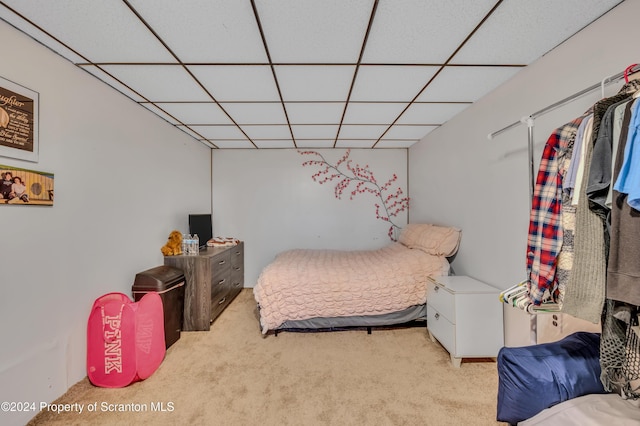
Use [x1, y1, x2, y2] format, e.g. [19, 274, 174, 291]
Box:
[28, 289, 504, 425]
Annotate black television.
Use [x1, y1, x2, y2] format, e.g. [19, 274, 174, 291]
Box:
[188, 214, 213, 249]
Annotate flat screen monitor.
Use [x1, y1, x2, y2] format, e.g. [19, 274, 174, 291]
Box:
[188, 214, 212, 249]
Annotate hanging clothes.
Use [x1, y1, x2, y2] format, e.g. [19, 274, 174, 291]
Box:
[562, 81, 640, 323]
[526, 115, 586, 305]
[608, 99, 640, 306]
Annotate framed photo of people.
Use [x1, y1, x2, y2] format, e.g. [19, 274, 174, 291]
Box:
[0, 76, 39, 162]
[0, 164, 53, 206]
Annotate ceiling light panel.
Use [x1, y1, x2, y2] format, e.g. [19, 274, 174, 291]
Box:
[417, 66, 521, 102]
[285, 103, 345, 124]
[101, 65, 210, 101]
[350, 66, 438, 101]
[362, 0, 497, 63]
[221, 103, 287, 125]
[276, 66, 355, 101]
[153, 102, 233, 125]
[452, 0, 624, 64]
[2, 0, 176, 63]
[254, 0, 373, 63]
[292, 125, 339, 139]
[188, 65, 280, 102]
[127, 0, 267, 62]
[396, 103, 470, 125]
[342, 103, 407, 124]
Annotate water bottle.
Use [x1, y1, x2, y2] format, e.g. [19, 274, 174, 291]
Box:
[193, 234, 199, 254]
[182, 233, 191, 255]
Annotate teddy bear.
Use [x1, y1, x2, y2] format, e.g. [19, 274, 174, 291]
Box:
[161, 230, 183, 256]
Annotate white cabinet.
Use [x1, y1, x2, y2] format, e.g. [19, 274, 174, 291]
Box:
[427, 276, 504, 368]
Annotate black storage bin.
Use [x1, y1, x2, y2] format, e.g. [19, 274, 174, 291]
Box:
[132, 265, 185, 349]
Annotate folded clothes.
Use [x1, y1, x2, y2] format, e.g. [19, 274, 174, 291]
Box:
[207, 237, 240, 247]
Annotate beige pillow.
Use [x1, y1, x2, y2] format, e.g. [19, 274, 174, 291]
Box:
[398, 224, 461, 257]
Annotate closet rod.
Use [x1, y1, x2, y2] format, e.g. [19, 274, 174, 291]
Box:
[487, 64, 640, 140]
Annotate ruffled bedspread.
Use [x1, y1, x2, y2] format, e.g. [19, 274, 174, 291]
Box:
[253, 242, 450, 334]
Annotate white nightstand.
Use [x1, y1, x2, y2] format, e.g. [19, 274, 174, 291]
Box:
[427, 275, 504, 368]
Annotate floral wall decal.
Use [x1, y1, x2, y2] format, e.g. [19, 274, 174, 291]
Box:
[300, 149, 409, 241]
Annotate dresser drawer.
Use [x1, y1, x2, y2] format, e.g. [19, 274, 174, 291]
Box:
[427, 281, 455, 323]
[428, 306, 455, 354]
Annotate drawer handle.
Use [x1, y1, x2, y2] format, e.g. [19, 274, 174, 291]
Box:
[233, 282, 241, 287]
[235, 251, 241, 256]
[434, 285, 439, 292]
[219, 260, 226, 265]
[435, 313, 440, 320]
[218, 297, 226, 305]
[218, 279, 226, 285]
[233, 266, 240, 271]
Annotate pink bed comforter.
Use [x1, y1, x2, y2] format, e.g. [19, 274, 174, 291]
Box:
[253, 242, 450, 334]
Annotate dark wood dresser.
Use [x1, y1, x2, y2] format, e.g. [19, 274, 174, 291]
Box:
[164, 242, 244, 331]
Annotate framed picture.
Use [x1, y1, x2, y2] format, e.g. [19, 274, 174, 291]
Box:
[0, 164, 53, 206]
[0, 76, 39, 162]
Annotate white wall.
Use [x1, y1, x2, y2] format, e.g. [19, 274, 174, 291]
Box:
[408, 0, 636, 346]
[0, 21, 212, 426]
[212, 148, 408, 286]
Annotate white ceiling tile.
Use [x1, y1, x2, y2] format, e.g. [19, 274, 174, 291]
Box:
[127, 0, 267, 62]
[2, 0, 176, 62]
[188, 125, 247, 139]
[212, 140, 257, 149]
[343, 103, 407, 124]
[188, 66, 279, 102]
[350, 66, 439, 101]
[0, 10, 87, 63]
[240, 125, 292, 140]
[417, 67, 521, 102]
[363, 0, 497, 63]
[153, 103, 233, 125]
[375, 139, 419, 148]
[221, 103, 287, 125]
[383, 125, 436, 139]
[80, 66, 145, 102]
[452, 0, 624, 64]
[396, 104, 470, 125]
[338, 125, 388, 139]
[140, 103, 181, 125]
[335, 139, 376, 148]
[296, 140, 336, 149]
[292, 125, 339, 139]
[254, 0, 373, 63]
[286, 103, 345, 124]
[276, 66, 355, 101]
[101, 65, 210, 101]
[253, 140, 296, 149]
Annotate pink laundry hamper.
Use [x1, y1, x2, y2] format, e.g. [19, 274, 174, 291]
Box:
[87, 291, 166, 388]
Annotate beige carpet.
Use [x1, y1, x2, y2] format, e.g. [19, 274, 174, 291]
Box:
[29, 289, 505, 426]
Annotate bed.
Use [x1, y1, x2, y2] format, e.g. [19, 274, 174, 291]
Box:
[253, 224, 461, 335]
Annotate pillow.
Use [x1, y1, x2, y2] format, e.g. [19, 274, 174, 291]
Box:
[496, 332, 606, 425]
[398, 224, 461, 257]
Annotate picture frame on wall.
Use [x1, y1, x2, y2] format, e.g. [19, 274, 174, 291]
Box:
[0, 76, 39, 163]
[0, 164, 53, 206]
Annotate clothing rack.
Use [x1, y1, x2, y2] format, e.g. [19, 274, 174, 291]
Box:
[487, 63, 640, 140]
[492, 64, 640, 318]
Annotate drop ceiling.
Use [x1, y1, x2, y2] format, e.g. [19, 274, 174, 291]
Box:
[0, 0, 624, 149]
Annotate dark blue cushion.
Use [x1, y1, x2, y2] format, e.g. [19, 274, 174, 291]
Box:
[496, 331, 607, 424]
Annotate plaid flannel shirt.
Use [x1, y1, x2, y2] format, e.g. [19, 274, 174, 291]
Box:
[527, 116, 586, 304]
